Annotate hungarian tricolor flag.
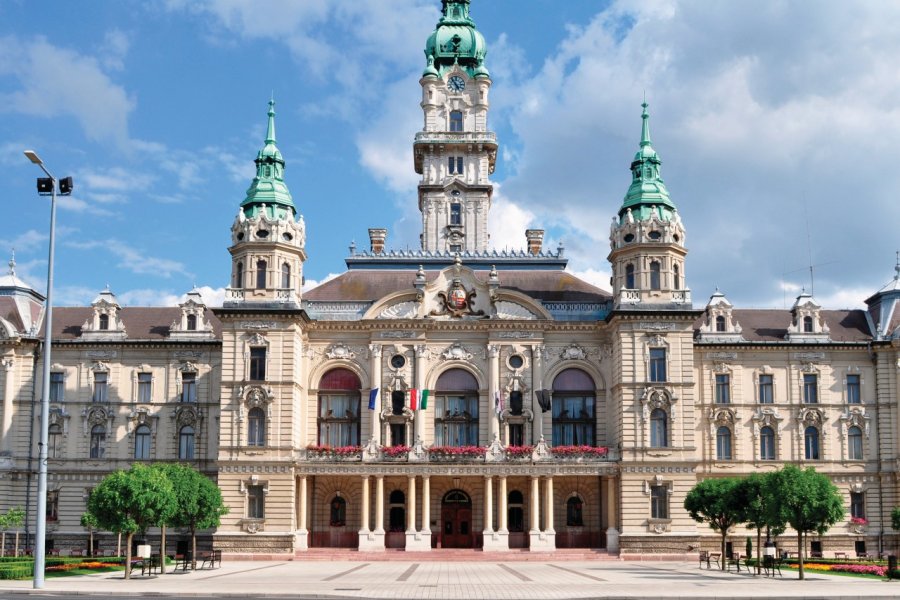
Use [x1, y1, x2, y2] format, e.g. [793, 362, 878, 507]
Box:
[421, 389, 429, 410]
[409, 388, 419, 410]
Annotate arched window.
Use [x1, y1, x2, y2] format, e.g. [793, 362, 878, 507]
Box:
[650, 409, 667, 448]
[318, 368, 361, 446]
[434, 368, 479, 447]
[330, 496, 346, 527]
[625, 264, 635, 289]
[248, 407, 266, 447]
[48, 423, 62, 459]
[281, 263, 290, 289]
[803, 315, 814, 333]
[98, 314, 109, 330]
[389, 490, 406, 532]
[804, 426, 820, 460]
[186, 314, 197, 331]
[134, 424, 151, 460]
[179, 425, 195, 460]
[449, 110, 463, 132]
[649, 261, 661, 290]
[551, 369, 595, 446]
[715, 315, 726, 332]
[90, 425, 105, 459]
[716, 426, 732, 460]
[508, 491, 525, 533]
[566, 496, 584, 526]
[848, 425, 863, 460]
[235, 262, 244, 288]
[673, 263, 681, 290]
[256, 260, 267, 289]
[760, 426, 775, 460]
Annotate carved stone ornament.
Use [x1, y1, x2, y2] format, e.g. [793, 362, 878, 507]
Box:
[248, 333, 267, 347]
[179, 361, 198, 373]
[430, 278, 484, 318]
[82, 406, 111, 434]
[378, 301, 418, 319]
[174, 405, 201, 429]
[325, 343, 356, 360]
[799, 407, 824, 427]
[441, 343, 473, 361]
[495, 301, 537, 320]
[86, 350, 117, 359]
[90, 361, 110, 372]
[640, 387, 677, 423]
[709, 407, 736, 427]
[560, 344, 587, 361]
[245, 386, 273, 410]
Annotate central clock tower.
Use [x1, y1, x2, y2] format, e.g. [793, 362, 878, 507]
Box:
[414, 0, 497, 254]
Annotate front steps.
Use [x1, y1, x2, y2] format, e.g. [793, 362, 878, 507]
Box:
[292, 547, 620, 561]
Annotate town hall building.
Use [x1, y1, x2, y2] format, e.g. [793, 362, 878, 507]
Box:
[1, 0, 899, 559]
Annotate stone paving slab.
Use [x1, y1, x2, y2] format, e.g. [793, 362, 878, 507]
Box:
[1, 560, 898, 599]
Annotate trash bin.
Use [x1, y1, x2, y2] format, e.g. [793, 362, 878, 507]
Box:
[888, 555, 897, 579]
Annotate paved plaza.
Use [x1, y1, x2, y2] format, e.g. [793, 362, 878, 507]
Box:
[0, 559, 898, 599]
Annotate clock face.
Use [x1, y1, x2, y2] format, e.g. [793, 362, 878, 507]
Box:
[448, 75, 465, 92]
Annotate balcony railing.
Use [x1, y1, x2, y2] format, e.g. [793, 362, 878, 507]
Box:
[414, 131, 497, 145]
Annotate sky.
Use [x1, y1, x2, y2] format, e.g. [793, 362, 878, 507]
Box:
[1, 0, 898, 311]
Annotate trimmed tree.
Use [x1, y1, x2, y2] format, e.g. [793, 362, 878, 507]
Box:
[86, 464, 176, 579]
[4, 507, 25, 557]
[160, 463, 228, 570]
[684, 477, 746, 570]
[80, 512, 100, 557]
[766, 465, 844, 580]
[739, 473, 786, 574]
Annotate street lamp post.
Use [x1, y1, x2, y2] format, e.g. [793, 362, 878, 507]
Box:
[23, 150, 71, 589]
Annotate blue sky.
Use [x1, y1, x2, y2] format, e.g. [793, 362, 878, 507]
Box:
[1, 0, 898, 310]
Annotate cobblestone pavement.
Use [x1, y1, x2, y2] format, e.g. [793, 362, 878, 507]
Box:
[1, 560, 898, 599]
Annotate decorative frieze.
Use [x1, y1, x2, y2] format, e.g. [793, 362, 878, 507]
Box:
[241, 321, 277, 330]
[85, 350, 117, 359]
[638, 322, 676, 331]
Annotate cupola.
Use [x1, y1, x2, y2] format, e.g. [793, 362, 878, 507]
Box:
[424, 0, 488, 78]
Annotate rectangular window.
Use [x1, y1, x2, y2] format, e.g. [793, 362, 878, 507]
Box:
[847, 374, 861, 404]
[137, 373, 152, 403]
[649, 348, 667, 382]
[715, 374, 730, 404]
[450, 203, 462, 225]
[448, 156, 464, 174]
[803, 374, 818, 403]
[758, 374, 773, 404]
[509, 423, 525, 447]
[93, 372, 108, 403]
[49, 372, 65, 402]
[181, 372, 197, 403]
[249, 347, 266, 381]
[248, 485, 265, 519]
[850, 492, 865, 520]
[47, 490, 59, 522]
[650, 485, 668, 519]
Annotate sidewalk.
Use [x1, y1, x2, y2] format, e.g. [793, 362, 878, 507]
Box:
[1, 559, 898, 599]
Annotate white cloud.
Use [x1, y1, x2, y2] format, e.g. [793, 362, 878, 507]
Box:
[303, 272, 339, 292]
[66, 239, 193, 279]
[0, 229, 48, 254]
[487, 188, 537, 252]
[98, 29, 130, 71]
[118, 288, 183, 307]
[0, 35, 134, 147]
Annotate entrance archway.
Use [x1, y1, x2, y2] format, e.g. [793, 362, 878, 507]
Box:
[440, 489, 473, 548]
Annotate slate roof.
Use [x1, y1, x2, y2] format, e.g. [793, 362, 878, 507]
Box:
[695, 309, 872, 342]
[304, 269, 611, 303]
[50, 307, 223, 341]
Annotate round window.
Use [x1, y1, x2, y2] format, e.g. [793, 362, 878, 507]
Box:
[648, 231, 661, 240]
[390, 354, 406, 369]
[508, 354, 524, 369]
[283, 232, 293, 242]
[236, 232, 244, 241]
[623, 233, 635, 243]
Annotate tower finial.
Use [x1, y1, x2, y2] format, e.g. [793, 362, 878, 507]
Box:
[640, 99, 651, 147]
[895, 250, 899, 280]
[8, 248, 15, 276]
[266, 97, 276, 144]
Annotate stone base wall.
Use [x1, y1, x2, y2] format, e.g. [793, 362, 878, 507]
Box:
[619, 535, 699, 556]
[213, 533, 294, 555]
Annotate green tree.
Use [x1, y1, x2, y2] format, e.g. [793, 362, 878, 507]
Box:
[684, 477, 746, 570]
[739, 473, 786, 574]
[3, 507, 26, 557]
[160, 464, 228, 570]
[86, 465, 176, 579]
[80, 512, 100, 557]
[766, 465, 844, 580]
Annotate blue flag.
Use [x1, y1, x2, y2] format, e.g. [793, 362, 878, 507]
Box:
[368, 388, 379, 410]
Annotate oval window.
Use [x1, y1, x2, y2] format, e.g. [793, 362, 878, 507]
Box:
[236, 232, 244, 241]
[623, 233, 635, 243]
[390, 354, 406, 369]
[648, 231, 661, 240]
[256, 230, 269, 238]
[508, 355, 524, 369]
[282, 232, 293, 242]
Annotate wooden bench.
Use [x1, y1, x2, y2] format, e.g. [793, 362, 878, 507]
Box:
[834, 551, 848, 560]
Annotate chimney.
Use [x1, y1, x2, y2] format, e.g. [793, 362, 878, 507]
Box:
[368, 228, 387, 254]
[525, 229, 544, 256]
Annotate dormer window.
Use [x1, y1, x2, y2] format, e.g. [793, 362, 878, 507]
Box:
[715, 315, 726, 332]
[98, 314, 109, 330]
[803, 315, 814, 333]
[449, 110, 463, 132]
[450, 203, 462, 225]
[186, 314, 197, 331]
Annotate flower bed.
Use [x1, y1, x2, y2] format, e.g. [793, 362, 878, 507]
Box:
[505, 445, 534, 459]
[428, 445, 487, 461]
[785, 561, 888, 578]
[551, 445, 609, 459]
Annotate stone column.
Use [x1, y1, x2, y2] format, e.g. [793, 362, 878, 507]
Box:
[375, 476, 385, 534]
[605, 476, 620, 553]
[414, 345, 427, 443]
[531, 345, 544, 443]
[529, 476, 540, 533]
[544, 476, 555, 534]
[358, 475, 383, 551]
[530, 475, 555, 552]
[488, 344, 500, 442]
[406, 474, 430, 551]
[421, 476, 431, 535]
[483, 476, 494, 534]
[369, 344, 382, 445]
[360, 476, 370, 533]
[1, 359, 14, 455]
[296, 475, 309, 550]
[498, 476, 508, 533]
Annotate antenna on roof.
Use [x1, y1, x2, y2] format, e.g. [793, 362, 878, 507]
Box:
[803, 194, 815, 297]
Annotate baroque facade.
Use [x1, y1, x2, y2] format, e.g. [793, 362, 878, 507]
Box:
[1, 0, 899, 558]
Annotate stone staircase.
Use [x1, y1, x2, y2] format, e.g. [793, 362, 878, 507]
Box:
[291, 547, 621, 561]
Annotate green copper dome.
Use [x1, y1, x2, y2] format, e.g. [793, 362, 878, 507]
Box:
[424, 0, 488, 78]
[241, 99, 296, 220]
[618, 102, 677, 221]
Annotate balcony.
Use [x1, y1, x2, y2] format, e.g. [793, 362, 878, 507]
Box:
[414, 131, 497, 146]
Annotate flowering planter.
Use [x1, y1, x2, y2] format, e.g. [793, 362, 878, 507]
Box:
[306, 445, 362, 461]
[550, 445, 609, 461]
[427, 446, 487, 462]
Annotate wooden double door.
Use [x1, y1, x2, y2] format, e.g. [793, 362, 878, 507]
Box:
[441, 490, 473, 548]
